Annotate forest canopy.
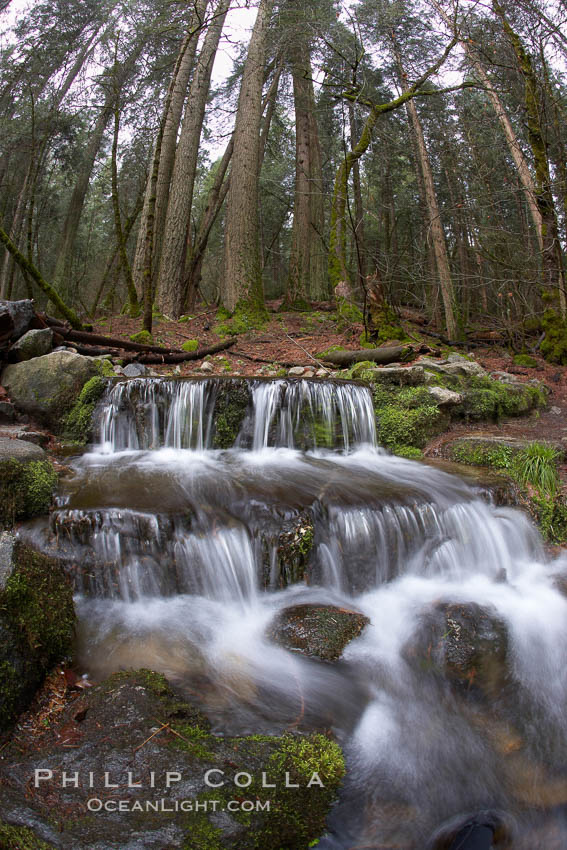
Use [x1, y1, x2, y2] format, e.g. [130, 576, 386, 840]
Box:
[0, 0, 566, 348]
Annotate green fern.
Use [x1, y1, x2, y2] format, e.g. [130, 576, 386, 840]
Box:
[512, 442, 561, 498]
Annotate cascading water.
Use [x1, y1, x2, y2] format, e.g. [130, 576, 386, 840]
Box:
[25, 377, 567, 848]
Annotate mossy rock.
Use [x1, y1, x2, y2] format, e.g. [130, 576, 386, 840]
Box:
[260, 512, 314, 589]
[129, 330, 153, 345]
[1, 351, 104, 431]
[0, 670, 344, 849]
[181, 339, 199, 352]
[63, 376, 108, 445]
[213, 301, 269, 337]
[211, 380, 251, 449]
[513, 354, 538, 368]
[0, 534, 75, 731]
[373, 385, 449, 452]
[268, 604, 369, 661]
[0, 440, 58, 527]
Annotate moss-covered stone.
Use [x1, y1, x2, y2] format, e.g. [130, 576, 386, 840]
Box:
[268, 604, 368, 661]
[261, 513, 314, 589]
[0, 441, 58, 527]
[63, 376, 108, 444]
[0, 537, 75, 731]
[130, 330, 153, 345]
[181, 339, 199, 352]
[372, 384, 449, 452]
[513, 354, 538, 368]
[212, 381, 250, 449]
[2, 351, 102, 430]
[335, 297, 363, 330]
[0, 670, 345, 849]
[0, 823, 55, 849]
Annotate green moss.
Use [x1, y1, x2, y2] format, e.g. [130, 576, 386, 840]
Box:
[181, 339, 199, 352]
[178, 315, 195, 324]
[96, 358, 117, 378]
[130, 330, 153, 345]
[377, 403, 446, 451]
[456, 376, 546, 422]
[169, 722, 216, 760]
[0, 542, 75, 729]
[212, 382, 250, 449]
[316, 344, 345, 358]
[335, 298, 363, 330]
[182, 817, 222, 850]
[0, 458, 58, 527]
[213, 301, 269, 337]
[0, 823, 55, 849]
[63, 375, 107, 444]
[540, 307, 567, 364]
[394, 446, 424, 459]
[451, 440, 514, 470]
[513, 354, 538, 368]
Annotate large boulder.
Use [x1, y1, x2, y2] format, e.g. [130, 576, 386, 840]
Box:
[0, 670, 345, 849]
[2, 351, 102, 429]
[0, 439, 57, 526]
[268, 603, 369, 661]
[0, 533, 75, 731]
[0, 299, 37, 343]
[8, 328, 53, 362]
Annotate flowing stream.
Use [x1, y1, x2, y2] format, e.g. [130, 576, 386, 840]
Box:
[27, 378, 567, 848]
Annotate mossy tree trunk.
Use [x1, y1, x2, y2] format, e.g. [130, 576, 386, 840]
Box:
[0, 225, 83, 328]
[492, 0, 565, 314]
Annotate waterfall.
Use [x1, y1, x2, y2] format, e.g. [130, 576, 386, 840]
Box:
[24, 375, 567, 849]
[98, 376, 376, 453]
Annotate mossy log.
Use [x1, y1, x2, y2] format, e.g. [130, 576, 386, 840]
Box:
[322, 345, 418, 366]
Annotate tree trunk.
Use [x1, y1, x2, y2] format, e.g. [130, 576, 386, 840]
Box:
[349, 103, 367, 297]
[157, 0, 230, 318]
[221, 0, 273, 314]
[111, 93, 138, 315]
[492, 0, 565, 312]
[286, 41, 327, 307]
[51, 89, 114, 300]
[131, 0, 209, 300]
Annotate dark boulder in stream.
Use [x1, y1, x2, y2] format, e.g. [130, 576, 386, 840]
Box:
[406, 601, 509, 700]
[0, 670, 345, 850]
[268, 604, 369, 661]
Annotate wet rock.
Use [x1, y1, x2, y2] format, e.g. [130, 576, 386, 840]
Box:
[407, 601, 508, 700]
[0, 438, 57, 526]
[2, 351, 101, 429]
[199, 360, 214, 373]
[0, 670, 345, 849]
[427, 386, 463, 407]
[8, 328, 53, 362]
[303, 369, 315, 378]
[212, 379, 251, 449]
[316, 368, 330, 378]
[420, 358, 487, 378]
[122, 362, 149, 378]
[260, 511, 314, 589]
[268, 604, 369, 661]
[422, 459, 520, 507]
[0, 534, 75, 731]
[288, 366, 306, 376]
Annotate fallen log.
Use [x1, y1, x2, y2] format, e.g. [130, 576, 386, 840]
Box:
[320, 345, 420, 367]
[121, 339, 236, 364]
[54, 326, 188, 355]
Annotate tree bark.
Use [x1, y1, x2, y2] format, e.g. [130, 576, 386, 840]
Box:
[157, 0, 231, 318]
[286, 42, 327, 306]
[221, 0, 273, 314]
[131, 0, 209, 300]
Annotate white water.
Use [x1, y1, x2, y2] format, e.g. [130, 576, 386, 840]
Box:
[32, 378, 567, 848]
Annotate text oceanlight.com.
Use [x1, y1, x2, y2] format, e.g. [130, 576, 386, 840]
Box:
[85, 798, 271, 813]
